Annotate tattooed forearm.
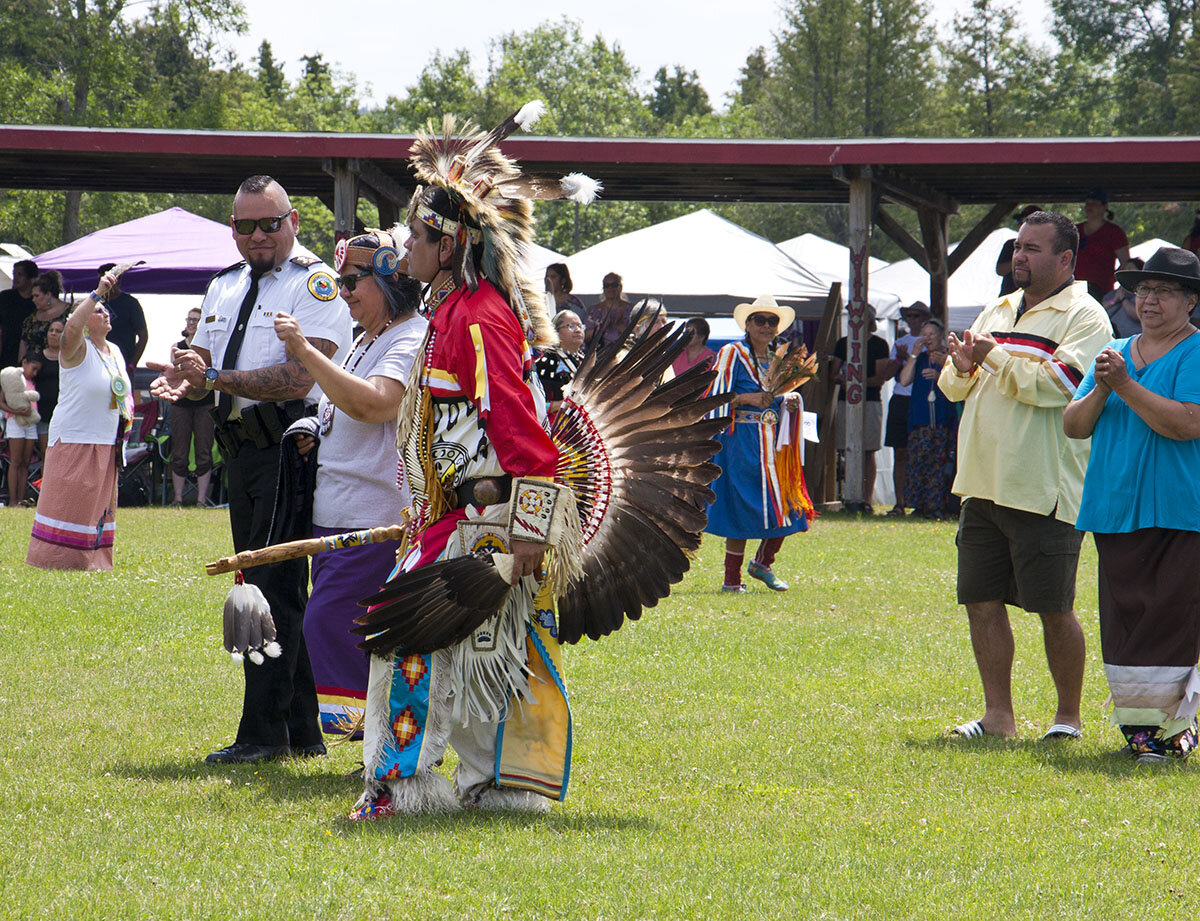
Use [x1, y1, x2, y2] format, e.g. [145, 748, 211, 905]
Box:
[217, 339, 336, 401]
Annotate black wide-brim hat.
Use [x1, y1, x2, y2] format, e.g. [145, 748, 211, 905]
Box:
[1115, 247, 1200, 294]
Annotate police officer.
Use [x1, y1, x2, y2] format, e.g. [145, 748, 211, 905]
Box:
[151, 175, 352, 764]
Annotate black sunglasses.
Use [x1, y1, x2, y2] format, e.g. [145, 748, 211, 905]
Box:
[748, 313, 780, 327]
[337, 269, 373, 292]
[231, 211, 292, 235]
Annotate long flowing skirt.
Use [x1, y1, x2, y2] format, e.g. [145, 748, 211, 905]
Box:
[1096, 528, 1200, 756]
[905, 424, 954, 517]
[26, 441, 118, 571]
[304, 524, 406, 736]
[705, 420, 808, 540]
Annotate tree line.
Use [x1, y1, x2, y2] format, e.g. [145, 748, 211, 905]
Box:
[1, 0, 1197, 265]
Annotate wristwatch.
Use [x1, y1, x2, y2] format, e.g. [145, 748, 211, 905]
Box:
[204, 367, 219, 390]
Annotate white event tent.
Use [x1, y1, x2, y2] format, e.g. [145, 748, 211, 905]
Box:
[521, 241, 566, 277]
[776, 233, 902, 319]
[1130, 238, 1173, 262]
[870, 227, 1017, 332]
[566, 209, 834, 325]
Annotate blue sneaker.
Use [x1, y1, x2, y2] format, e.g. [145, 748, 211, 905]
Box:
[747, 560, 788, 591]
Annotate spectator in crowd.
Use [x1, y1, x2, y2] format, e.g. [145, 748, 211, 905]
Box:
[168, 307, 216, 506]
[1064, 247, 1200, 763]
[544, 263, 586, 317]
[705, 296, 813, 592]
[536, 309, 586, 419]
[898, 318, 955, 519]
[27, 272, 132, 570]
[830, 307, 890, 513]
[1075, 188, 1131, 302]
[1182, 207, 1200, 258]
[884, 301, 930, 516]
[34, 318, 64, 459]
[21, 271, 70, 359]
[1, 350, 43, 506]
[630, 296, 668, 337]
[671, 316, 716, 377]
[586, 271, 633, 346]
[939, 210, 1110, 741]
[995, 206, 1041, 297]
[97, 263, 148, 376]
[1101, 256, 1143, 337]
[0, 259, 37, 369]
[274, 228, 427, 739]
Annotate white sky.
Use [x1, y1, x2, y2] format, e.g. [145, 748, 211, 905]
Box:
[222, 0, 1053, 110]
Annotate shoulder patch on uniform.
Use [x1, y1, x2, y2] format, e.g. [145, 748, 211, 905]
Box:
[307, 271, 338, 301]
[291, 255, 320, 268]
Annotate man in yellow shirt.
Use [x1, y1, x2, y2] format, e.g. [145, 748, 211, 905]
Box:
[938, 211, 1111, 741]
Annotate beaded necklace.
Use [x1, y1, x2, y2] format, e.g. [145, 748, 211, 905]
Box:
[95, 342, 132, 419]
[318, 317, 394, 435]
[424, 275, 457, 318]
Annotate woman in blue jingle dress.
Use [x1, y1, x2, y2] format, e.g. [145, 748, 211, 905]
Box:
[704, 296, 814, 593]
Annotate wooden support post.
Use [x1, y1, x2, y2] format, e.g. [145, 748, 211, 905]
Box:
[331, 160, 358, 244]
[919, 206, 949, 325]
[322, 158, 360, 244]
[803, 282, 843, 504]
[844, 177, 872, 508]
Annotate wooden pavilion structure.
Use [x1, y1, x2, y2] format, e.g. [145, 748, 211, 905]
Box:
[3, 125, 1198, 504]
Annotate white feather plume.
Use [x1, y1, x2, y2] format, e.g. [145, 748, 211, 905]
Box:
[561, 172, 602, 204]
[515, 100, 546, 130]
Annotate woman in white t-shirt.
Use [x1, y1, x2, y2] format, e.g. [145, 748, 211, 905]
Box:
[27, 270, 132, 570]
[274, 229, 427, 738]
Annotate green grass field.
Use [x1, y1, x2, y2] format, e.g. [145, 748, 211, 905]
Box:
[1, 507, 1195, 920]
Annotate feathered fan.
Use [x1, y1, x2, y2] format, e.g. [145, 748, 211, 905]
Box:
[354, 309, 732, 653]
[762, 339, 819, 397]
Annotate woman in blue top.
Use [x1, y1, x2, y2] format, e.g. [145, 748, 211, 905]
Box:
[897, 318, 956, 519]
[1064, 247, 1200, 763]
[704, 296, 814, 593]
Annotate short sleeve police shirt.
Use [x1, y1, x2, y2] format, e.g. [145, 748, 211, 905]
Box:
[192, 250, 352, 417]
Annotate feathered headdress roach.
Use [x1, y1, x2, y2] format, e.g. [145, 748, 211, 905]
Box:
[406, 101, 601, 347]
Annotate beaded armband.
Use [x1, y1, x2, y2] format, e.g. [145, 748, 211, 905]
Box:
[508, 478, 573, 547]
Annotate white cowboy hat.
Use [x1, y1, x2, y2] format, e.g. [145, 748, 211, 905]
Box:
[733, 295, 795, 331]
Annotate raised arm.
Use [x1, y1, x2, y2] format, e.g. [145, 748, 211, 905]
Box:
[60, 272, 116, 368]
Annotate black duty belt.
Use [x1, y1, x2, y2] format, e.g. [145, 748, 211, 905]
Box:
[210, 399, 308, 459]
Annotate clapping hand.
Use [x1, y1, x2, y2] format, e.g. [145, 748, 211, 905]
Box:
[946, 331, 975, 373]
[1093, 347, 1128, 392]
[148, 346, 206, 401]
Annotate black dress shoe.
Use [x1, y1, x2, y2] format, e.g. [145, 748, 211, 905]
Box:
[205, 742, 288, 764]
[291, 742, 327, 758]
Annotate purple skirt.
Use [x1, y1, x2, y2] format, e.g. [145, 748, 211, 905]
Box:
[305, 524, 405, 735]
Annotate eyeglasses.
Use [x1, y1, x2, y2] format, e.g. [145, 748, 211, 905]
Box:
[336, 270, 373, 292]
[748, 313, 780, 328]
[1134, 284, 1186, 301]
[603, 282, 621, 289]
[231, 211, 292, 235]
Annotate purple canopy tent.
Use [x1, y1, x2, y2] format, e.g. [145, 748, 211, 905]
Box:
[34, 207, 318, 294]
